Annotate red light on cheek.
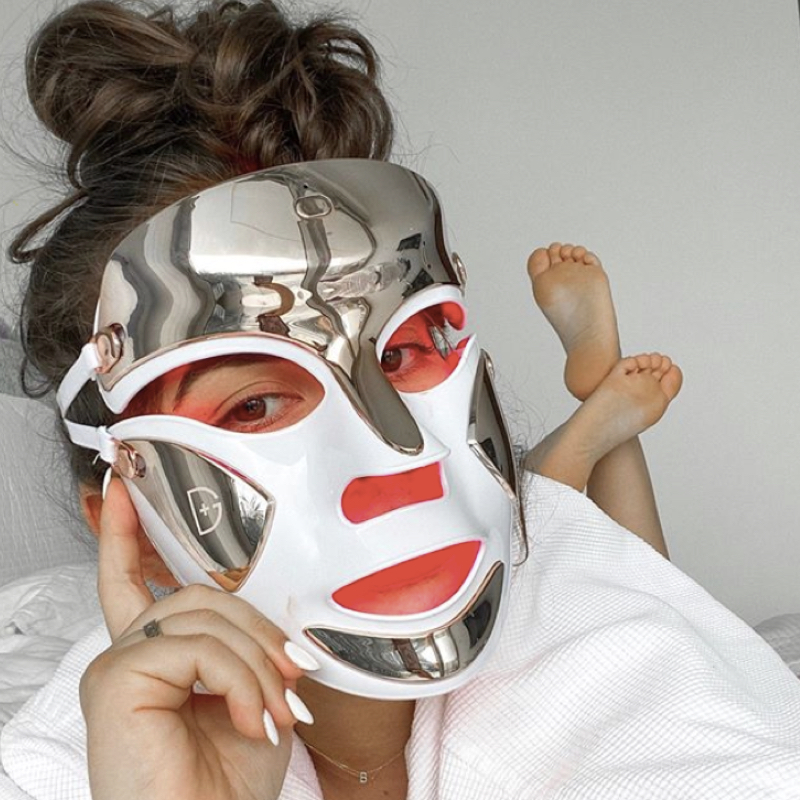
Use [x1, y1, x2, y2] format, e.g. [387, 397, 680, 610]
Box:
[341, 463, 444, 524]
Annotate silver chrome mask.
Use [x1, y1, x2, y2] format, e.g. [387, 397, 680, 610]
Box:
[58, 160, 519, 699]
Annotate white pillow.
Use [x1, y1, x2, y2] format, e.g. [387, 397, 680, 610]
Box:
[756, 614, 800, 678]
[0, 394, 96, 587]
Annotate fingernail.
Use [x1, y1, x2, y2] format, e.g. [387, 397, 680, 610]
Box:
[263, 710, 280, 746]
[192, 680, 212, 695]
[284, 641, 321, 672]
[285, 688, 314, 725]
[101, 468, 113, 499]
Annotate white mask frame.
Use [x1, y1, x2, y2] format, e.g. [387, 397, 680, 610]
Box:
[57, 160, 521, 699]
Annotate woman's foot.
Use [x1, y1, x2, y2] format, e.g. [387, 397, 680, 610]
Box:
[578, 353, 683, 455]
[527, 353, 682, 490]
[528, 242, 620, 401]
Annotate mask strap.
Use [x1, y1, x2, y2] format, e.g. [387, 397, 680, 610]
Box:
[57, 342, 119, 465]
[57, 341, 102, 414]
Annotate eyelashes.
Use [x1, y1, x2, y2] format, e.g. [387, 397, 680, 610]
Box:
[217, 393, 301, 432]
[381, 342, 436, 375]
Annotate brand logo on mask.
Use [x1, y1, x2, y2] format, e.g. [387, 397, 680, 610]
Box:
[187, 487, 223, 537]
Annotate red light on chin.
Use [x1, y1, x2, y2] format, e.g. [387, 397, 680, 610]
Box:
[332, 541, 481, 615]
[341, 463, 443, 524]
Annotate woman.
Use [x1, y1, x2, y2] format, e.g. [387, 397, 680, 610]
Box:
[2, 2, 798, 799]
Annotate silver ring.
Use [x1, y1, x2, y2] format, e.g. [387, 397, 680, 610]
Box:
[143, 619, 163, 639]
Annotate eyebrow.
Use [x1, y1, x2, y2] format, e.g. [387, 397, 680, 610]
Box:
[171, 354, 280, 411]
[172, 357, 241, 410]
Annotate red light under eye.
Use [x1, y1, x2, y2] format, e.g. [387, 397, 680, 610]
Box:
[341, 463, 444, 524]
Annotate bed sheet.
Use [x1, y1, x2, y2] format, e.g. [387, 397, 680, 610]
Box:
[0, 563, 101, 736]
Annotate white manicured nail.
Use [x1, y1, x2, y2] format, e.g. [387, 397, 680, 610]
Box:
[285, 688, 314, 724]
[284, 641, 321, 671]
[263, 710, 280, 746]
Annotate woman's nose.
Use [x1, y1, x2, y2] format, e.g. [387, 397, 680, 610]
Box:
[341, 462, 444, 523]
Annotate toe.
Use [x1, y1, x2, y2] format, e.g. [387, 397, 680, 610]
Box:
[661, 365, 683, 401]
[548, 242, 563, 265]
[619, 355, 640, 374]
[561, 243, 574, 260]
[527, 248, 552, 279]
[585, 250, 601, 267]
[654, 355, 672, 379]
[572, 245, 587, 261]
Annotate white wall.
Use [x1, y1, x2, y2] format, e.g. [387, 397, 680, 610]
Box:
[2, 0, 799, 624]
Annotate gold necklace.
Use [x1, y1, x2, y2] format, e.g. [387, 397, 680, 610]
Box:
[301, 739, 406, 785]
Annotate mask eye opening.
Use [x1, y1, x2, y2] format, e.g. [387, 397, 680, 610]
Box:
[378, 300, 470, 394]
[119, 352, 326, 435]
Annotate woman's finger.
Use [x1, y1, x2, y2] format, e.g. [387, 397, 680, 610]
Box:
[117, 609, 300, 727]
[82, 634, 274, 742]
[97, 477, 154, 639]
[117, 584, 308, 683]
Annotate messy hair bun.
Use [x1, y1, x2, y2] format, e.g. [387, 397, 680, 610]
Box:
[26, 0, 393, 183]
[10, 0, 394, 486]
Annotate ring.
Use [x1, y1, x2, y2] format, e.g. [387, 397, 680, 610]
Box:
[143, 619, 163, 639]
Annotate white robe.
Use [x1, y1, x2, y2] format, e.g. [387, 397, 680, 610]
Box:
[3, 474, 800, 799]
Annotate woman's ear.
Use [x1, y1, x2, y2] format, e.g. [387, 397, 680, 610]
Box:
[79, 480, 106, 538]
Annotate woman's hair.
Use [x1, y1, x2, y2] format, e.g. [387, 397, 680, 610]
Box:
[9, 0, 394, 488]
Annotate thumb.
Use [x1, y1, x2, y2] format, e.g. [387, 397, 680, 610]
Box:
[97, 477, 154, 639]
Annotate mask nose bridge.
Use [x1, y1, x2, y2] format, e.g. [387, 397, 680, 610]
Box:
[351, 340, 424, 454]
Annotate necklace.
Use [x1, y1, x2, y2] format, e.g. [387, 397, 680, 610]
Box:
[301, 739, 406, 785]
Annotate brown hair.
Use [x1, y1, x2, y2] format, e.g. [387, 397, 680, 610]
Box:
[9, 0, 394, 487]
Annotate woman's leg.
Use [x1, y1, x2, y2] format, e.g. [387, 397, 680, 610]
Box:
[586, 436, 667, 557]
[524, 354, 681, 557]
[525, 244, 681, 557]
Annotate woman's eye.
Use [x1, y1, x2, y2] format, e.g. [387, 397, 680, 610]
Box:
[233, 397, 271, 422]
[381, 348, 404, 373]
[159, 354, 325, 431]
[380, 305, 467, 392]
[222, 394, 295, 430]
[380, 344, 433, 377]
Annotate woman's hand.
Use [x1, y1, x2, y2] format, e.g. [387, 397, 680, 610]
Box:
[80, 478, 309, 800]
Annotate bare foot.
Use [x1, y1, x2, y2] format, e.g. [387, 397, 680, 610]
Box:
[526, 353, 682, 490]
[577, 353, 683, 457]
[528, 242, 620, 401]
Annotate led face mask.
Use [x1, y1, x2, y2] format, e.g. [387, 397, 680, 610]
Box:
[58, 160, 519, 699]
